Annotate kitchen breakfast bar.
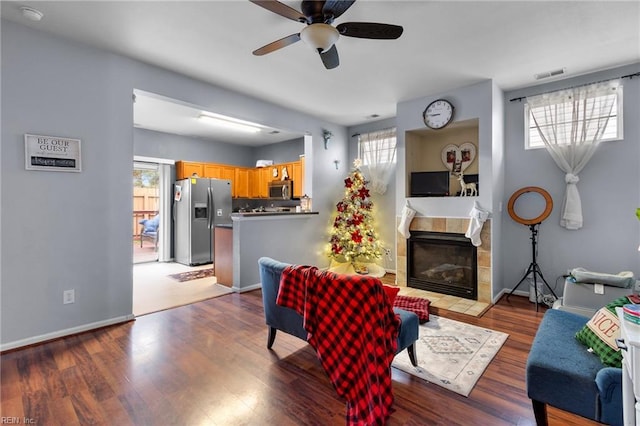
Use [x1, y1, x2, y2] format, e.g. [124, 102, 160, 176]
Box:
[224, 211, 320, 293]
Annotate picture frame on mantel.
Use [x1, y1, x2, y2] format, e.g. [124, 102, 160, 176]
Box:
[24, 134, 81, 172]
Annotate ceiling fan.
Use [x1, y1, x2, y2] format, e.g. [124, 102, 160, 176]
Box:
[250, 0, 403, 69]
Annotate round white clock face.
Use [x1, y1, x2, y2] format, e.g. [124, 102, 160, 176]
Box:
[423, 99, 454, 129]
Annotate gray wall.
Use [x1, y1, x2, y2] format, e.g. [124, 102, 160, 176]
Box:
[252, 138, 304, 164]
[134, 128, 254, 166]
[396, 80, 505, 300]
[135, 128, 304, 168]
[1, 19, 347, 348]
[502, 63, 640, 296]
[348, 118, 398, 271]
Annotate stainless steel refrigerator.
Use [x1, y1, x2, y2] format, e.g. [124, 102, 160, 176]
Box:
[173, 177, 232, 266]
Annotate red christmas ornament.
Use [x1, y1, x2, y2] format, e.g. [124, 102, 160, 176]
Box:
[351, 230, 362, 243]
[352, 213, 363, 226]
[358, 187, 370, 199]
[344, 177, 353, 188]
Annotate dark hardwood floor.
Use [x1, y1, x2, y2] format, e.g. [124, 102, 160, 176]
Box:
[1, 288, 599, 425]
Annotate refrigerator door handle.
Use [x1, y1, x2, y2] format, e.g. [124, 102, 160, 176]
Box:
[207, 186, 214, 229]
[172, 202, 176, 223]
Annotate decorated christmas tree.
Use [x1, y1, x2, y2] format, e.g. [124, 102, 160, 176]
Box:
[328, 160, 382, 271]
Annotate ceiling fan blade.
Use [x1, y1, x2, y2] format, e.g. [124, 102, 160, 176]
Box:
[336, 22, 403, 39]
[319, 44, 339, 69]
[322, 0, 356, 21]
[250, 0, 307, 23]
[253, 33, 301, 56]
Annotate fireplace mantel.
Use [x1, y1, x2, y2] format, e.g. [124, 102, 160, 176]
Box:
[397, 216, 492, 304]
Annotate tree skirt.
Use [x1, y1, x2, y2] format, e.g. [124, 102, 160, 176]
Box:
[327, 260, 386, 278]
[392, 315, 508, 397]
[168, 268, 216, 282]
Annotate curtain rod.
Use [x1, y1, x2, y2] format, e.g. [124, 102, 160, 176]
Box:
[352, 126, 397, 138]
[509, 71, 640, 102]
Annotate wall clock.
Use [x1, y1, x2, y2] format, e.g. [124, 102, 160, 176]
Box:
[423, 99, 454, 129]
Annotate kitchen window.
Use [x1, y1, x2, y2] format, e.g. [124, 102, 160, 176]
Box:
[358, 128, 397, 165]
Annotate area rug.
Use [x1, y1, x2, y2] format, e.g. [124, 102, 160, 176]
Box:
[168, 268, 216, 282]
[392, 315, 508, 397]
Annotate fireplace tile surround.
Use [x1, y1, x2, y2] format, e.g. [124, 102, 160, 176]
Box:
[396, 216, 492, 305]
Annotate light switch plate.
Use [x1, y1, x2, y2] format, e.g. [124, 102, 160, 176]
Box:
[594, 283, 605, 295]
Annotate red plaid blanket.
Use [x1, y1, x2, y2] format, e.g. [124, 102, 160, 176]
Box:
[277, 265, 399, 426]
[393, 295, 430, 323]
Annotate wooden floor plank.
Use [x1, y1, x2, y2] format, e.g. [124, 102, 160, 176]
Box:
[1, 286, 602, 425]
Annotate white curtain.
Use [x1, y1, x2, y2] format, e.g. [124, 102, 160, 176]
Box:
[526, 81, 619, 230]
[359, 128, 396, 195]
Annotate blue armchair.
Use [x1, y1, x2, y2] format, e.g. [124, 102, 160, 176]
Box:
[139, 214, 159, 250]
[258, 256, 419, 366]
[526, 309, 622, 425]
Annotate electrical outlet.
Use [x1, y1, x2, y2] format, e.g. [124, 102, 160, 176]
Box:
[63, 289, 75, 304]
[383, 247, 392, 258]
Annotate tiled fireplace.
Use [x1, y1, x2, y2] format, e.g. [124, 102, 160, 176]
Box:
[407, 231, 477, 299]
[397, 216, 492, 304]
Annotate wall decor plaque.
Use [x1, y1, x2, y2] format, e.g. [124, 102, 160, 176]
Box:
[441, 142, 476, 175]
[25, 134, 81, 172]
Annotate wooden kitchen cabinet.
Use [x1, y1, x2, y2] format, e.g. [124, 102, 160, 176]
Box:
[291, 158, 304, 198]
[176, 159, 304, 199]
[248, 168, 260, 198]
[259, 167, 272, 198]
[203, 164, 223, 179]
[176, 161, 203, 180]
[220, 166, 235, 196]
[234, 167, 250, 198]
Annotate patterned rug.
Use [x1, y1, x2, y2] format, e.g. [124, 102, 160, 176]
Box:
[168, 268, 216, 282]
[392, 315, 508, 397]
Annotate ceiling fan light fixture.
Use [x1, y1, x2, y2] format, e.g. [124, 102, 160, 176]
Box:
[20, 6, 44, 22]
[198, 113, 262, 134]
[300, 23, 339, 52]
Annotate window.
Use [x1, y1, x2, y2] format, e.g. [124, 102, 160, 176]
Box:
[358, 128, 397, 165]
[524, 86, 623, 149]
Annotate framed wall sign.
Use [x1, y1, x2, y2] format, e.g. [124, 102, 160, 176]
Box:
[25, 134, 81, 172]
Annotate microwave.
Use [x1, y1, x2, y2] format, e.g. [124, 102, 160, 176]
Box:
[268, 180, 293, 199]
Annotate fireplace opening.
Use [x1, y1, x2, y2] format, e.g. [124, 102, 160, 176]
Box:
[407, 231, 477, 300]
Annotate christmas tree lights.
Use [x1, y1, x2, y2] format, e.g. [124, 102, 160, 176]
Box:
[328, 160, 382, 269]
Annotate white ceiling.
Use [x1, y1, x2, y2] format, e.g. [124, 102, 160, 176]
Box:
[132, 90, 305, 145]
[2, 1, 639, 145]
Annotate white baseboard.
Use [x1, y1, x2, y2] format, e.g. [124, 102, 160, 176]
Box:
[233, 282, 262, 293]
[495, 288, 529, 302]
[0, 314, 135, 352]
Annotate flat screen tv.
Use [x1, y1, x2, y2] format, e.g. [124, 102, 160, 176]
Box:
[410, 171, 450, 197]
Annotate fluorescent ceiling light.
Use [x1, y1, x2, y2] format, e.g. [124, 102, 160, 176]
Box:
[198, 113, 262, 133]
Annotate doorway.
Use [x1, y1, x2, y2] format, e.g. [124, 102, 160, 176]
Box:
[133, 161, 160, 263]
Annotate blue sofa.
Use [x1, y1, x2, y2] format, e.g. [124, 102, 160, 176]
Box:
[258, 256, 419, 366]
[526, 309, 622, 425]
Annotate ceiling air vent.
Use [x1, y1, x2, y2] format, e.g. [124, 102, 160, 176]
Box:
[534, 68, 566, 80]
